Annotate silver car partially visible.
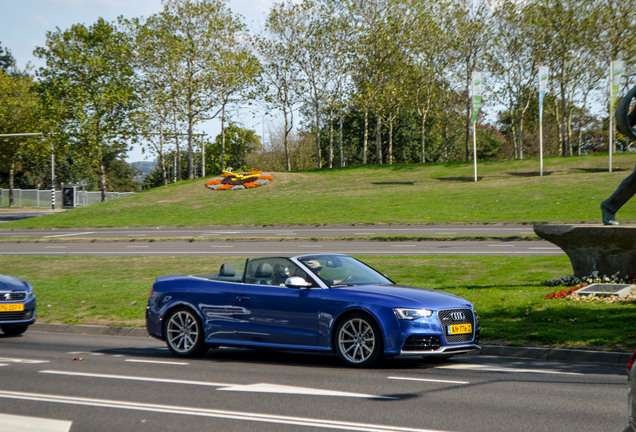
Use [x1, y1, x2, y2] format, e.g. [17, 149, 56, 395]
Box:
[625, 350, 636, 432]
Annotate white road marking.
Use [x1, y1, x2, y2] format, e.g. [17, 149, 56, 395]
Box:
[0, 413, 72, 432]
[0, 357, 49, 364]
[436, 364, 583, 375]
[43, 232, 94, 238]
[40, 370, 233, 387]
[387, 376, 469, 385]
[217, 383, 392, 399]
[125, 359, 188, 365]
[40, 370, 389, 399]
[0, 390, 449, 432]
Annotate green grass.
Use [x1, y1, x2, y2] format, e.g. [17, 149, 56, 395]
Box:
[1, 255, 633, 351]
[4, 153, 636, 228]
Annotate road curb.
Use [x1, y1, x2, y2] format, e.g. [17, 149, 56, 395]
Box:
[33, 322, 147, 338]
[480, 345, 631, 365]
[32, 323, 631, 365]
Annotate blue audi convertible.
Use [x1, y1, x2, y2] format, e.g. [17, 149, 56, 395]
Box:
[146, 254, 480, 367]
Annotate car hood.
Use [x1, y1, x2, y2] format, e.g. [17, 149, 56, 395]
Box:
[0, 274, 30, 291]
[332, 284, 473, 309]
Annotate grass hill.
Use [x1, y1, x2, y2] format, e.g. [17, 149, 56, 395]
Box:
[5, 153, 636, 228]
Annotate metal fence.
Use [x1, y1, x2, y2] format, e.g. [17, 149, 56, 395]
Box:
[0, 188, 136, 208]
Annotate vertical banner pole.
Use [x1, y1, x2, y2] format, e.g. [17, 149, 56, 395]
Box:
[471, 70, 482, 182]
[538, 65, 549, 177]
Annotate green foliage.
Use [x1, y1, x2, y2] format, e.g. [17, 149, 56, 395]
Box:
[35, 18, 138, 200]
[207, 124, 260, 173]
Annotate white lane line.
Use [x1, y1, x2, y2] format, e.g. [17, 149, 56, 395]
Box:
[0, 357, 49, 364]
[43, 232, 94, 238]
[40, 370, 232, 387]
[0, 390, 449, 432]
[387, 376, 469, 385]
[125, 359, 188, 366]
[126, 245, 149, 248]
[217, 383, 392, 399]
[40, 370, 390, 399]
[436, 364, 583, 376]
[0, 413, 72, 432]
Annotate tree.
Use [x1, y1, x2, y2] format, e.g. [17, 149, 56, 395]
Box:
[206, 124, 260, 173]
[35, 18, 138, 201]
[0, 41, 16, 72]
[489, 0, 542, 159]
[448, 0, 492, 161]
[0, 71, 41, 206]
[141, 0, 248, 179]
[255, 1, 303, 171]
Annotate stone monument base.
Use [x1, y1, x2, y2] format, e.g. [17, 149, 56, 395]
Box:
[534, 223, 636, 278]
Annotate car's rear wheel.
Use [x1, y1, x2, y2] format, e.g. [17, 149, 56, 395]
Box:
[335, 313, 383, 367]
[1, 324, 29, 337]
[164, 307, 207, 357]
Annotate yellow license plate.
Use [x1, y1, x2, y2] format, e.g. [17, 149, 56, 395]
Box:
[0, 303, 24, 312]
[449, 323, 472, 335]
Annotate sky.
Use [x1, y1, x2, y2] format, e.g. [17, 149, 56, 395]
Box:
[0, 0, 275, 162]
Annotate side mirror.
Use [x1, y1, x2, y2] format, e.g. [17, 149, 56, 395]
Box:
[284, 276, 312, 289]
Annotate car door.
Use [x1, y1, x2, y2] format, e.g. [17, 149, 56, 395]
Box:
[233, 258, 323, 348]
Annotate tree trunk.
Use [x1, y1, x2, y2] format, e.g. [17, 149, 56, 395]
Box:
[339, 112, 344, 168]
[99, 161, 107, 202]
[328, 109, 334, 169]
[376, 116, 383, 164]
[315, 109, 322, 169]
[420, 108, 428, 164]
[388, 116, 394, 165]
[363, 110, 368, 165]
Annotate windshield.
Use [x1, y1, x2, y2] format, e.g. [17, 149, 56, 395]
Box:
[298, 255, 393, 287]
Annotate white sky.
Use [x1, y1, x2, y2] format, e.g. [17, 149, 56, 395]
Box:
[0, 0, 275, 162]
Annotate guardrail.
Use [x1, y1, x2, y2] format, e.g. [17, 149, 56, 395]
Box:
[0, 189, 135, 208]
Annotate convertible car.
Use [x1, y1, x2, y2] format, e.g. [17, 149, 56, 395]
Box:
[0, 273, 36, 336]
[146, 254, 480, 367]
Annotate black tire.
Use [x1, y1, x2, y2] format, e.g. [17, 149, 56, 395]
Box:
[334, 313, 383, 367]
[164, 307, 207, 357]
[1, 324, 29, 337]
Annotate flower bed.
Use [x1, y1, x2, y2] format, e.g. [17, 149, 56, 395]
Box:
[205, 170, 273, 191]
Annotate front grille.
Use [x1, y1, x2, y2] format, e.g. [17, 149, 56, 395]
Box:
[0, 310, 33, 321]
[402, 335, 441, 351]
[438, 308, 475, 344]
[0, 292, 27, 301]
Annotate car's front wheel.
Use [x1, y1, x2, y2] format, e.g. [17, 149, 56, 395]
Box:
[164, 307, 207, 357]
[335, 313, 383, 367]
[1, 324, 29, 337]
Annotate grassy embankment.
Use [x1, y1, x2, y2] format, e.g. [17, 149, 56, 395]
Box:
[1, 154, 634, 351]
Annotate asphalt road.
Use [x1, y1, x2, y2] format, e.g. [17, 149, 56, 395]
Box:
[0, 224, 536, 238]
[0, 330, 628, 432]
[0, 238, 562, 256]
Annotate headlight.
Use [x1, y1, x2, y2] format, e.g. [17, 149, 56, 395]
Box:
[394, 308, 434, 320]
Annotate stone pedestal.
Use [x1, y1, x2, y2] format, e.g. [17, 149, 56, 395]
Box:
[534, 223, 636, 277]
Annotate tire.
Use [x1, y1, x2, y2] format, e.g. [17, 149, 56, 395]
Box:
[334, 313, 383, 367]
[1, 324, 29, 337]
[164, 307, 207, 357]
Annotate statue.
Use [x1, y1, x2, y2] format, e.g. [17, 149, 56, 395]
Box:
[601, 85, 636, 225]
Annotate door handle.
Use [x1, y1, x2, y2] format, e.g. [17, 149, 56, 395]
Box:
[236, 295, 250, 301]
